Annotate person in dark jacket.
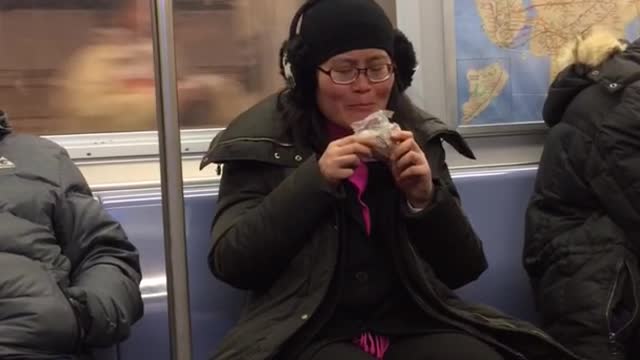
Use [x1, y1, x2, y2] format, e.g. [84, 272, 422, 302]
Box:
[524, 27, 640, 360]
[0, 111, 143, 359]
[201, 1, 579, 359]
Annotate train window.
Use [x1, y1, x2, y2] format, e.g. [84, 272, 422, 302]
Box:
[0, 0, 293, 136]
[173, 0, 303, 129]
[0, 1, 156, 135]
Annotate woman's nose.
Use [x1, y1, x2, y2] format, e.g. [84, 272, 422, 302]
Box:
[351, 72, 373, 92]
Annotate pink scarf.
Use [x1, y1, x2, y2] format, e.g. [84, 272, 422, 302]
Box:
[326, 122, 371, 235]
[327, 122, 390, 359]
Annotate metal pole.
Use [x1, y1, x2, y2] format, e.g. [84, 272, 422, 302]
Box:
[149, 0, 193, 359]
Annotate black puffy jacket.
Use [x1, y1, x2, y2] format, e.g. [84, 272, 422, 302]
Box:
[203, 94, 579, 360]
[0, 113, 143, 359]
[524, 39, 640, 360]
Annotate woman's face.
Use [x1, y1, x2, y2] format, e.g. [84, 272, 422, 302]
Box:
[316, 48, 394, 128]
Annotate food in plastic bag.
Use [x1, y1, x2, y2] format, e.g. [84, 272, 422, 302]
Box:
[351, 110, 399, 161]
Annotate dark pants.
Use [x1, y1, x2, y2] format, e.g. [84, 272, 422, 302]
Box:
[298, 333, 505, 360]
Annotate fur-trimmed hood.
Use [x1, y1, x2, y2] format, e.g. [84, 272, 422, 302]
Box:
[543, 28, 640, 127]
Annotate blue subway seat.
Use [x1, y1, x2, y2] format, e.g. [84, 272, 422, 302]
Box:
[453, 167, 539, 324]
[103, 197, 172, 360]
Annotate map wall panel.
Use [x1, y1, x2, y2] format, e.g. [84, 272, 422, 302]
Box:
[455, 0, 640, 126]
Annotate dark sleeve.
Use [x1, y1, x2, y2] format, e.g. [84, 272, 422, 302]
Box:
[54, 152, 143, 347]
[587, 84, 640, 240]
[402, 140, 487, 289]
[210, 156, 339, 290]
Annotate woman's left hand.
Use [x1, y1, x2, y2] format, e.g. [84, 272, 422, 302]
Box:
[389, 130, 434, 209]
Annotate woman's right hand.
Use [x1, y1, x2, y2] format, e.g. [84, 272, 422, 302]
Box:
[318, 135, 373, 187]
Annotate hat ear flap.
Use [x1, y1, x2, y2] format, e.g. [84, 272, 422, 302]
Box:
[393, 29, 418, 93]
[280, 41, 296, 89]
[280, 0, 324, 89]
[279, 36, 307, 90]
[279, 35, 316, 106]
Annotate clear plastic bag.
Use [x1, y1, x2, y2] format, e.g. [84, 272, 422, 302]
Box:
[350, 110, 399, 161]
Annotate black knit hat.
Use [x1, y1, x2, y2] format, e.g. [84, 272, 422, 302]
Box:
[279, 0, 417, 107]
[298, 0, 395, 66]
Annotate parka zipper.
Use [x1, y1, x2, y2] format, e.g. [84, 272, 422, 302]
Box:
[605, 260, 638, 351]
[606, 260, 624, 342]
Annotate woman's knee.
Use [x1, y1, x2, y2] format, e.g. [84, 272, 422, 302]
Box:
[297, 341, 376, 360]
[384, 333, 505, 360]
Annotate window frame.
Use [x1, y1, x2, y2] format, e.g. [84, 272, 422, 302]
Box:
[44, 128, 220, 160]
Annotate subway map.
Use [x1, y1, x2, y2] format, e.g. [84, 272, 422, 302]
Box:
[455, 0, 640, 125]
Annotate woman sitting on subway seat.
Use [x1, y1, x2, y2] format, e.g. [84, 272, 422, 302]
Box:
[201, 1, 579, 359]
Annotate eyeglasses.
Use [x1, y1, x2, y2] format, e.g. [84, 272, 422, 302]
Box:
[318, 64, 394, 85]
